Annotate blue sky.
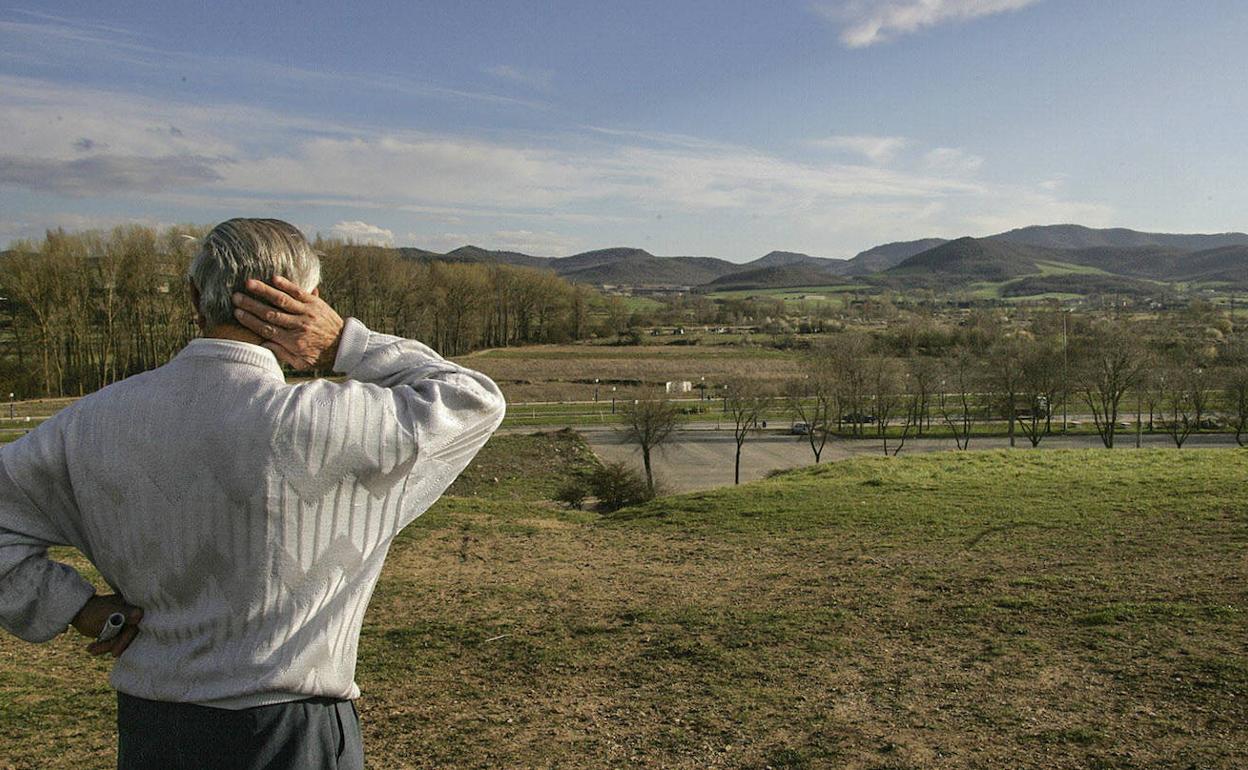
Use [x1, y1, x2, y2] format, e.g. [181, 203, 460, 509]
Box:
[1, 1, 1246, 260]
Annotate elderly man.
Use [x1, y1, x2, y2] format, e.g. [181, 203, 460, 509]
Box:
[0, 218, 506, 768]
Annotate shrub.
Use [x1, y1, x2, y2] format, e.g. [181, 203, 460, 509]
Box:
[588, 461, 653, 512]
[553, 478, 589, 510]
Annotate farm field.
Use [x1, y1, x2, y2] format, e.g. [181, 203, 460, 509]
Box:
[705, 284, 869, 298]
[1, 435, 1244, 769]
[459, 343, 803, 402]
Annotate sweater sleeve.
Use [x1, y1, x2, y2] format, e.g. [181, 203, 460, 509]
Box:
[278, 318, 506, 530]
[0, 425, 97, 644]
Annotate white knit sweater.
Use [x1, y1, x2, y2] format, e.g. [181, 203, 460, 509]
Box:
[0, 319, 505, 708]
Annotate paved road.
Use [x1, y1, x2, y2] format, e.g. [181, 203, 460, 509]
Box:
[576, 428, 1242, 493]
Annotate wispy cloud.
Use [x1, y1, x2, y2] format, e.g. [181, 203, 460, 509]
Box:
[484, 64, 553, 90]
[0, 154, 222, 196]
[330, 220, 394, 246]
[922, 146, 984, 175]
[0, 73, 1110, 257]
[814, 0, 1043, 48]
[809, 134, 910, 163]
[0, 14, 551, 112]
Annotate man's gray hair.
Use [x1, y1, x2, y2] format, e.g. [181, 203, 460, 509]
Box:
[188, 218, 321, 328]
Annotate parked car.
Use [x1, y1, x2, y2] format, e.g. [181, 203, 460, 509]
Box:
[841, 413, 877, 424]
[790, 422, 811, 435]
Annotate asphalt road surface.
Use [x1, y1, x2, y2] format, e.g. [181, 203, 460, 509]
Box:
[577, 428, 1242, 493]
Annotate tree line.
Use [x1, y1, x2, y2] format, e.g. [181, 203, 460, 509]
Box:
[0, 226, 605, 397]
[783, 320, 1248, 458]
[614, 318, 1248, 491]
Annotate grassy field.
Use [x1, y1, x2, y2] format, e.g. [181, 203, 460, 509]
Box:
[1034, 260, 1112, 277]
[2, 437, 1245, 769]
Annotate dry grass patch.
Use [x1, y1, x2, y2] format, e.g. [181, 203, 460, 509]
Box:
[1, 448, 1245, 769]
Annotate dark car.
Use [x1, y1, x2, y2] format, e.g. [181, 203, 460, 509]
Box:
[841, 413, 877, 424]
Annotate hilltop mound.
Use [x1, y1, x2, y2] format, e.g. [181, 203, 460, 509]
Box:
[843, 238, 949, 275]
[886, 237, 1057, 282]
[703, 263, 847, 290]
[990, 224, 1248, 252]
[555, 248, 740, 286]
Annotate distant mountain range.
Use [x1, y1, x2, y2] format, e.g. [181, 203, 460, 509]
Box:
[393, 224, 1248, 294]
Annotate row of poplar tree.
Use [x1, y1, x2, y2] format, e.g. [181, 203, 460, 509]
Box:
[0, 225, 603, 397]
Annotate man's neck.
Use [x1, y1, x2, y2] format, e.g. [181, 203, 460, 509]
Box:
[201, 323, 265, 347]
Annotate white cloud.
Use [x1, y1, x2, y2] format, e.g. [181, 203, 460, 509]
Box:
[963, 191, 1115, 236]
[0, 212, 171, 243]
[815, 0, 1043, 48]
[0, 74, 1114, 258]
[809, 134, 910, 163]
[1038, 174, 1067, 191]
[330, 220, 394, 246]
[923, 147, 985, 175]
[0, 154, 222, 196]
[489, 229, 580, 256]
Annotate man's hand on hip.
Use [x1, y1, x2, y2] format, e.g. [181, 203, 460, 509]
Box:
[71, 593, 143, 658]
[232, 275, 345, 371]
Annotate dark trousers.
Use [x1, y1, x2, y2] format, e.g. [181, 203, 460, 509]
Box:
[117, 692, 364, 770]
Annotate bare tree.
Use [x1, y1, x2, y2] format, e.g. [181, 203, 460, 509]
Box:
[1184, 364, 1215, 431]
[725, 379, 770, 485]
[868, 355, 903, 456]
[786, 352, 837, 464]
[826, 333, 871, 436]
[1228, 368, 1248, 447]
[1157, 365, 1196, 448]
[938, 347, 981, 450]
[1074, 325, 1147, 449]
[1017, 338, 1061, 447]
[886, 357, 929, 456]
[986, 336, 1026, 448]
[907, 355, 939, 436]
[619, 395, 679, 493]
[1140, 367, 1163, 434]
[1222, 346, 1248, 447]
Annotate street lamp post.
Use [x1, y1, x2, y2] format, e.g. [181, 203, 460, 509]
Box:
[594, 378, 600, 402]
[611, 386, 617, 414]
[7, 393, 13, 420]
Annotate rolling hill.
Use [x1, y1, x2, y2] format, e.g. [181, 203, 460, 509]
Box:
[554, 248, 742, 286]
[885, 237, 1062, 283]
[442, 245, 552, 269]
[842, 238, 949, 275]
[386, 223, 1248, 293]
[744, 250, 845, 271]
[990, 224, 1248, 252]
[702, 263, 849, 291]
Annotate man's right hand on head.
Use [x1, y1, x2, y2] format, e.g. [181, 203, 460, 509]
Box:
[71, 593, 143, 658]
[232, 276, 345, 371]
